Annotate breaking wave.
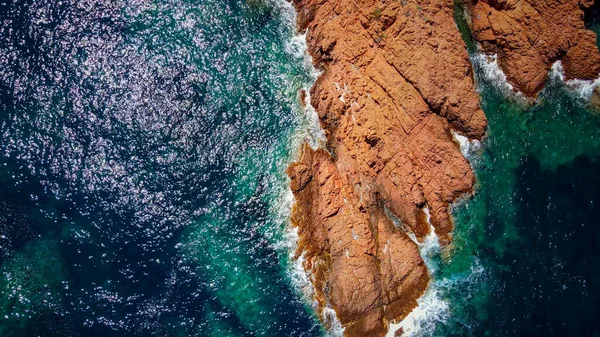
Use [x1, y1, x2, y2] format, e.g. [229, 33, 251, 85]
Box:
[550, 61, 600, 101]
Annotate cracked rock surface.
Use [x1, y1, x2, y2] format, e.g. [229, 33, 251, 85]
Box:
[287, 0, 487, 336]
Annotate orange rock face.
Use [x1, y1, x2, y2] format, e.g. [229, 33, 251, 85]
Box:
[466, 0, 600, 97]
[287, 0, 487, 336]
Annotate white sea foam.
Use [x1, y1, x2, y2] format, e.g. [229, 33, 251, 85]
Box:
[270, 188, 316, 310]
[420, 208, 441, 267]
[285, 30, 322, 80]
[286, 231, 314, 298]
[471, 53, 529, 103]
[323, 307, 345, 337]
[388, 205, 487, 337]
[394, 259, 486, 337]
[276, 198, 344, 337]
[275, 0, 325, 151]
[387, 206, 447, 337]
[275, 0, 342, 334]
[473, 55, 600, 102]
[472, 54, 513, 93]
[301, 89, 327, 150]
[404, 207, 442, 271]
[451, 130, 481, 162]
[550, 61, 566, 82]
[388, 286, 450, 337]
[389, 132, 485, 337]
[550, 61, 600, 100]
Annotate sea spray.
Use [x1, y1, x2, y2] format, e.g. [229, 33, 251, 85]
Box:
[283, 34, 325, 149]
[473, 56, 600, 104]
[270, 0, 341, 335]
[451, 130, 481, 162]
[388, 286, 450, 337]
[322, 307, 345, 337]
[550, 61, 600, 101]
[271, 0, 325, 151]
[296, 88, 327, 150]
[387, 159, 488, 337]
[388, 242, 487, 337]
[387, 207, 448, 337]
[273, 202, 344, 337]
[270, 189, 313, 303]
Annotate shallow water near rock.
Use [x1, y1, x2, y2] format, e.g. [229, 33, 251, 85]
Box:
[1, 1, 600, 337]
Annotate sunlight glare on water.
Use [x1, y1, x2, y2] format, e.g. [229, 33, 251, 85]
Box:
[0, 0, 323, 336]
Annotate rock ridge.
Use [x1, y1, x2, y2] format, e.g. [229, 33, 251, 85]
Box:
[287, 0, 487, 336]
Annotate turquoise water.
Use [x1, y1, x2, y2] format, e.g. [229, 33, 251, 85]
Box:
[402, 7, 600, 337]
[0, 0, 322, 336]
[2, 1, 600, 337]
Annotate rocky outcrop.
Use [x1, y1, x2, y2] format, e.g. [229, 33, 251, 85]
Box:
[466, 0, 600, 97]
[287, 1, 487, 336]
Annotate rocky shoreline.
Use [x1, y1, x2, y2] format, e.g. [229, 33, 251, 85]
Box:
[286, 0, 600, 336]
[466, 0, 600, 97]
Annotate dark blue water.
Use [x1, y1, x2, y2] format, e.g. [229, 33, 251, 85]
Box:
[0, 0, 322, 336]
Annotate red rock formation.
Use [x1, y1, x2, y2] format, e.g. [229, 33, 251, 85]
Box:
[287, 1, 487, 336]
[466, 0, 600, 97]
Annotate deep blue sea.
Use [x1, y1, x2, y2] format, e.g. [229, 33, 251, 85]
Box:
[1, 1, 599, 337]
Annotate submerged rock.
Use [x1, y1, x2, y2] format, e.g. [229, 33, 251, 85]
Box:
[287, 0, 487, 335]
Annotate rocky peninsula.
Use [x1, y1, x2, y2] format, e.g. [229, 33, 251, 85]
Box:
[287, 0, 600, 336]
[288, 0, 486, 336]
